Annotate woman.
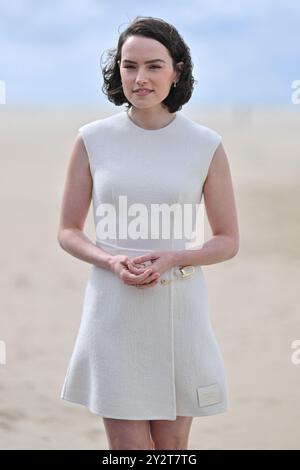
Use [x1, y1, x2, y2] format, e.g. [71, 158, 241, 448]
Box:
[58, 16, 239, 450]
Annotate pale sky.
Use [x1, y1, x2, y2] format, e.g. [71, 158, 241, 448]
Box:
[0, 0, 299, 107]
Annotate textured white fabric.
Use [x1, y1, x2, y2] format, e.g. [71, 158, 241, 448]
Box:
[60, 109, 229, 420]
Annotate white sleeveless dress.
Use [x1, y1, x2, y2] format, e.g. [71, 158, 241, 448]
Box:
[60, 109, 229, 420]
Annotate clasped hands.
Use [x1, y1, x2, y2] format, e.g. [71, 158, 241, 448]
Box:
[110, 251, 176, 289]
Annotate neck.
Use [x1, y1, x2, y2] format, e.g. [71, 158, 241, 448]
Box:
[128, 107, 176, 131]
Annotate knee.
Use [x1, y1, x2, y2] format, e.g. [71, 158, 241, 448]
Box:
[153, 436, 188, 450]
[109, 437, 155, 450]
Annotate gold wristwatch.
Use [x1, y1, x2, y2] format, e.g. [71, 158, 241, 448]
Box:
[160, 265, 195, 285]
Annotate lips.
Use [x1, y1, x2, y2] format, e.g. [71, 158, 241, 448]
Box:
[133, 88, 153, 92]
[133, 89, 153, 96]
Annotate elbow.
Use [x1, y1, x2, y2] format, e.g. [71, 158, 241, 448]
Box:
[57, 233, 63, 249]
[230, 245, 239, 258]
[229, 237, 239, 259]
[57, 229, 66, 250]
[57, 226, 81, 251]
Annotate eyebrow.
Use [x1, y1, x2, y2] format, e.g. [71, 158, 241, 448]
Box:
[122, 59, 166, 64]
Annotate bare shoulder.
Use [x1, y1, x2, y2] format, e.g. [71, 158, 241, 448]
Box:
[203, 142, 239, 245]
[57, 133, 93, 234]
[69, 133, 90, 168]
[205, 142, 231, 183]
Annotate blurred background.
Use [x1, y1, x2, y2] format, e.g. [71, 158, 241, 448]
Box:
[0, 0, 299, 449]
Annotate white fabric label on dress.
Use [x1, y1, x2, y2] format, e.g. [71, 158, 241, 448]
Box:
[197, 383, 222, 407]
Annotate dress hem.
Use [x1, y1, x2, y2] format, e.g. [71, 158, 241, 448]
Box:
[60, 394, 229, 420]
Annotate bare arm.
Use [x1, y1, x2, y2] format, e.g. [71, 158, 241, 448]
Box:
[57, 134, 113, 270]
[172, 142, 240, 267]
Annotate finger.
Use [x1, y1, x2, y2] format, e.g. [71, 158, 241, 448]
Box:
[136, 278, 159, 289]
[141, 272, 160, 284]
[134, 268, 154, 281]
[126, 260, 146, 273]
[131, 260, 150, 268]
[126, 258, 146, 267]
[135, 272, 160, 287]
[131, 254, 158, 264]
[127, 260, 150, 275]
[136, 272, 160, 284]
[124, 268, 152, 283]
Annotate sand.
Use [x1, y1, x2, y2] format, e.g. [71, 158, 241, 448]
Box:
[0, 105, 299, 449]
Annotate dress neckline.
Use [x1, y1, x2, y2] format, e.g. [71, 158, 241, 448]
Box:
[125, 109, 178, 133]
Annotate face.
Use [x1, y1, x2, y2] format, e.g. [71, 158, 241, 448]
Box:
[118, 35, 183, 111]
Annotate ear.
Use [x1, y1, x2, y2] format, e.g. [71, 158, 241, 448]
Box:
[175, 61, 184, 81]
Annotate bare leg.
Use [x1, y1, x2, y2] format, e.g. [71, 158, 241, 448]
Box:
[103, 418, 155, 450]
[150, 416, 193, 450]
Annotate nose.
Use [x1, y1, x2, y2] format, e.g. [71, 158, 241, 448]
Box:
[135, 70, 148, 84]
[136, 78, 148, 86]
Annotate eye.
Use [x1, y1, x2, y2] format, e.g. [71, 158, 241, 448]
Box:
[123, 65, 161, 69]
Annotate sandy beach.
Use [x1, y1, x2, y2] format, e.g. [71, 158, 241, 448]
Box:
[0, 105, 299, 449]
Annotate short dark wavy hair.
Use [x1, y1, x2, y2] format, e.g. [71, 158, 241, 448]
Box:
[101, 16, 196, 113]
